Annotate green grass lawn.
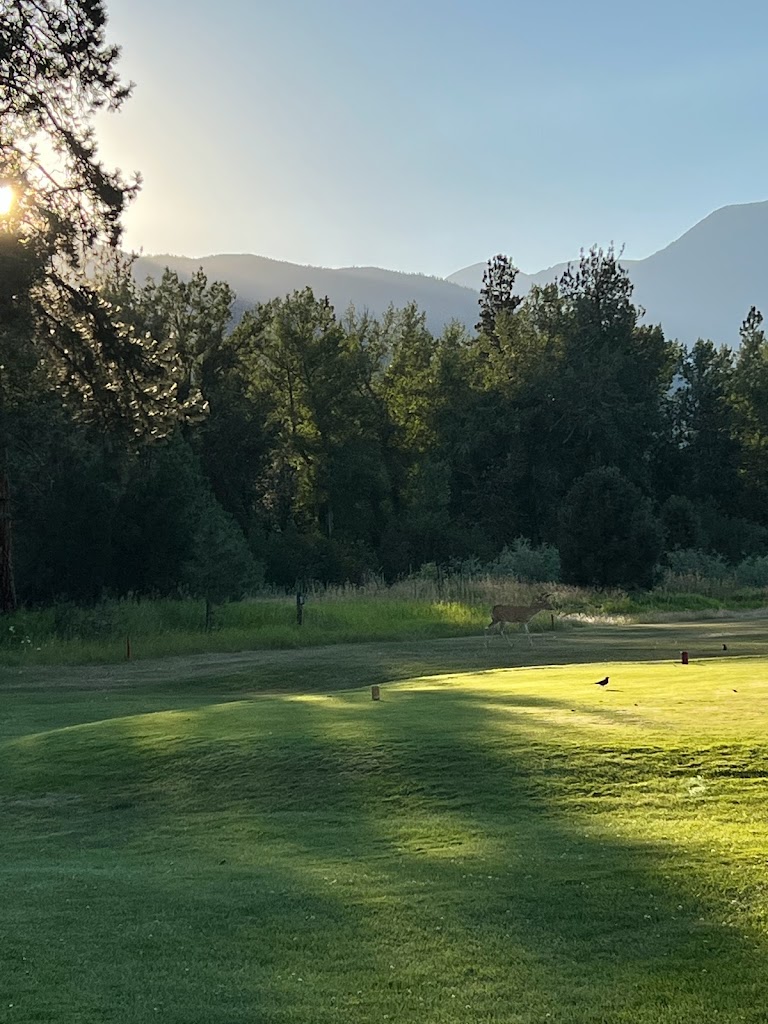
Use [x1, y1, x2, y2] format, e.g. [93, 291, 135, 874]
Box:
[2, 621, 768, 1022]
[0, 595, 490, 666]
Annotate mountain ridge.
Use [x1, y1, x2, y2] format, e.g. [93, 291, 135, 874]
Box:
[448, 200, 768, 343]
[133, 200, 768, 345]
[131, 251, 480, 334]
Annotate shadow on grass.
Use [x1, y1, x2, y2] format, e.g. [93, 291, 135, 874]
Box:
[278, 691, 768, 1020]
[4, 686, 768, 1021]
[4, 616, 768, 713]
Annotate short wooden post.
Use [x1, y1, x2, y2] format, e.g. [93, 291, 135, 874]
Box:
[125, 635, 131, 661]
[681, 650, 689, 665]
[371, 685, 380, 701]
[296, 592, 304, 626]
[550, 613, 555, 630]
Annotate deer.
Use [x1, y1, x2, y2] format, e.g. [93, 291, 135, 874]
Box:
[485, 594, 553, 647]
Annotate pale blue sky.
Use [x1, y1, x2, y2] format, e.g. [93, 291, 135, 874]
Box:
[97, 0, 768, 276]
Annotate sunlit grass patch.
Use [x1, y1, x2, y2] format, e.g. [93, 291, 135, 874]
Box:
[0, 596, 494, 665]
[4, 645, 768, 1021]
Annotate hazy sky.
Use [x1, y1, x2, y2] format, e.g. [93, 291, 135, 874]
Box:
[97, 0, 768, 277]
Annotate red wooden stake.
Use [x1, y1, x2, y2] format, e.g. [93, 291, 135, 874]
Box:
[681, 650, 689, 665]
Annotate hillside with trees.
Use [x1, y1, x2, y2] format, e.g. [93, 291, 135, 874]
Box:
[451, 200, 768, 347]
[135, 200, 768, 348]
[6, 247, 768, 605]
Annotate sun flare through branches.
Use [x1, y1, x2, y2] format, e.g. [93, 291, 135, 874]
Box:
[0, 185, 14, 216]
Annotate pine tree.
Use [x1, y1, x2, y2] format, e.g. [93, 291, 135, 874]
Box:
[0, 1, 194, 609]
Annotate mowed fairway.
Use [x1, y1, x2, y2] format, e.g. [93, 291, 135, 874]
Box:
[3, 621, 768, 1022]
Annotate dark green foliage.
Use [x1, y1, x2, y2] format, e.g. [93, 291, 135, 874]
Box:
[476, 253, 523, 339]
[232, 288, 390, 540]
[696, 503, 768, 564]
[260, 528, 377, 589]
[548, 247, 677, 491]
[732, 308, 768, 518]
[559, 467, 663, 589]
[660, 495, 702, 552]
[488, 537, 561, 583]
[51, 601, 117, 641]
[0, 1, 202, 611]
[326, 438, 392, 546]
[112, 439, 207, 596]
[182, 497, 262, 607]
[7, 237, 768, 600]
[670, 340, 741, 512]
[8, 399, 122, 604]
[458, 248, 678, 551]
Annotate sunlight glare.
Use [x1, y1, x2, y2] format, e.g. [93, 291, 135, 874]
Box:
[0, 185, 14, 215]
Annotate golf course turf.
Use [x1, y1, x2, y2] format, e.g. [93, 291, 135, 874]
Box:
[2, 619, 768, 1022]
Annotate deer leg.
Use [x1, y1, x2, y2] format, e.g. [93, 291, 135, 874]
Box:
[484, 619, 495, 649]
[502, 623, 514, 647]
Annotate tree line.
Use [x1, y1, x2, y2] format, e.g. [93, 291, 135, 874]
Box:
[6, 249, 768, 605]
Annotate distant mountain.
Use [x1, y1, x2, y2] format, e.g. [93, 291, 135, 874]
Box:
[131, 253, 480, 334]
[132, 200, 768, 346]
[448, 200, 768, 346]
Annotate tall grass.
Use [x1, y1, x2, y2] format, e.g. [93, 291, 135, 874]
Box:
[0, 580, 568, 666]
[2, 575, 768, 667]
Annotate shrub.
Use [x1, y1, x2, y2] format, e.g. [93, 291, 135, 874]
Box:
[488, 537, 561, 583]
[182, 497, 263, 606]
[664, 548, 730, 581]
[263, 529, 379, 588]
[734, 555, 768, 589]
[697, 504, 768, 562]
[660, 495, 702, 551]
[52, 602, 117, 641]
[559, 467, 663, 589]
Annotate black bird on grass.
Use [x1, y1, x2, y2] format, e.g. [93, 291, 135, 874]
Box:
[595, 676, 609, 687]
[723, 644, 728, 651]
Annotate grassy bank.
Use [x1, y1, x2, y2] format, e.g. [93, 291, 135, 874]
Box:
[0, 594, 489, 665]
[3, 626, 768, 1022]
[2, 577, 768, 666]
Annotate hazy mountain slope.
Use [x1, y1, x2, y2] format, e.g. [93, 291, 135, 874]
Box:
[131, 201, 768, 345]
[447, 201, 768, 345]
[132, 253, 480, 332]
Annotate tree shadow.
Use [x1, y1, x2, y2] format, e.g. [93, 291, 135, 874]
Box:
[243, 689, 768, 1020]
[7, 616, 768, 718]
[4, 685, 768, 1021]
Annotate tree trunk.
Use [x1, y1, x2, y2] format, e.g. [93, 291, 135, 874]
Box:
[0, 469, 17, 613]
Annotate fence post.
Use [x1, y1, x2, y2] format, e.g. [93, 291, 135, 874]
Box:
[296, 592, 304, 626]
